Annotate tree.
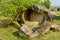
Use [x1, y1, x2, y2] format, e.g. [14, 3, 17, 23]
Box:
[0, 0, 50, 27]
[41, 0, 50, 8]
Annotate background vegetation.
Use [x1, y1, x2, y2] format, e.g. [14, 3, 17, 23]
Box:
[0, 0, 50, 16]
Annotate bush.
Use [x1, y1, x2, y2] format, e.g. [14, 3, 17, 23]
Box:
[0, 0, 50, 26]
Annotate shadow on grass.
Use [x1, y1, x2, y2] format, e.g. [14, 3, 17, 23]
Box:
[13, 31, 20, 37]
[0, 24, 17, 28]
[0, 19, 18, 28]
[12, 31, 30, 40]
[54, 16, 60, 20]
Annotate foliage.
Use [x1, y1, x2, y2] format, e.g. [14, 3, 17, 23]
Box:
[0, 0, 50, 16]
[0, 0, 42, 16]
[0, 0, 50, 25]
[42, 0, 50, 8]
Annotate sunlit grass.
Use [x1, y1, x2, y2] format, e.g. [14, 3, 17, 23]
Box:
[0, 25, 19, 40]
[0, 11, 60, 40]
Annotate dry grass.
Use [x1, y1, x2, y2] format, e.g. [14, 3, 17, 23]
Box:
[0, 11, 60, 40]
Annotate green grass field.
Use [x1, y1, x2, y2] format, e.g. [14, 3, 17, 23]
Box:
[53, 11, 60, 24]
[0, 11, 60, 40]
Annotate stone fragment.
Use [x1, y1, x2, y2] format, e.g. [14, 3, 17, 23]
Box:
[38, 21, 51, 34]
[20, 21, 39, 38]
[50, 24, 60, 31]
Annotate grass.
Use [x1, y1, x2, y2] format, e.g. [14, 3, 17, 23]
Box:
[53, 11, 60, 24]
[0, 11, 60, 40]
[0, 25, 19, 40]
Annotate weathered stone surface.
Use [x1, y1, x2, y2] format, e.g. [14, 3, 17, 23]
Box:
[19, 4, 54, 38]
[30, 12, 44, 24]
[50, 24, 60, 31]
[20, 21, 39, 38]
[21, 4, 53, 23]
[20, 24, 32, 35]
[20, 21, 52, 38]
[38, 21, 51, 34]
[24, 21, 39, 29]
[51, 24, 59, 28]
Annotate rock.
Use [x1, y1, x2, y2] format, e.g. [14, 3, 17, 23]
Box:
[38, 21, 51, 34]
[20, 21, 53, 38]
[24, 21, 39, 29]
[19, 4, 54, 38]
[50, 24, 60, 31]
[20, 24, 32, 35]
[20, 21, 39, 38]
[50, 11, 58, 16]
